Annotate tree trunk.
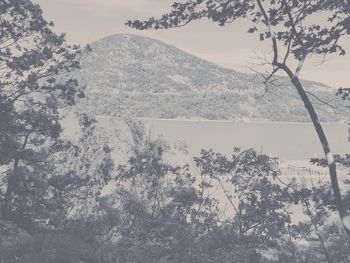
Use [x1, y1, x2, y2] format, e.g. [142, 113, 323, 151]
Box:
[280, 64, 350, 236]
[1, 158, 19, 221]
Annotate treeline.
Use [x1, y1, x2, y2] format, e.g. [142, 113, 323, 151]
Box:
[80, 88, 344, 122]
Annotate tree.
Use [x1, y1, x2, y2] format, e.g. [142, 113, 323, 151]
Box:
[0, 0, 83, 226]
[49, 113, 114, 221]
[112, 126, 216, 263]
[127, 0, 350, 234]
[193, 149, 292, 256]
[0, 112, 116, 263]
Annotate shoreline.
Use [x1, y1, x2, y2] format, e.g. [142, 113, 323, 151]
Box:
[95, 115, 347, 125]
[137, 117, 347, 125]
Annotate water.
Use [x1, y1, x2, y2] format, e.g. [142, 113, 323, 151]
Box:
[149, 119, 349, 160]
[91, 117, 348, 218]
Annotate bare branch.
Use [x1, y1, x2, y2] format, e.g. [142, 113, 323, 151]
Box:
[305, 90, 338, 110]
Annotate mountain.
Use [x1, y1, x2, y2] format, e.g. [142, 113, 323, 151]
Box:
[75, 34, 347, 122]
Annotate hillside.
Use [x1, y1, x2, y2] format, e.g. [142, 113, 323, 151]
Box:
[76, 34, 347, 122]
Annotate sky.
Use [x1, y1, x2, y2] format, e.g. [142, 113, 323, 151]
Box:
[35, 0, 350, 88]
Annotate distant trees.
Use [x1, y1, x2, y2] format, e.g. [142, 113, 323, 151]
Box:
[81, 89, 343, 122]
[127, 0, 350, 234]
[0, 0, 83, 227]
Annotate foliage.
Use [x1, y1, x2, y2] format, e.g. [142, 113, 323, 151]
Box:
[81, 88, 344, 122]
[50, 113, 115, 222]
[126, 0, 350, 237]
[2, 1, 350, 262]
[337, 88, 350, 104]
[127, 0, 350, 59]
[83, 131, 291, 262]
[1, 233, 98, 263]
[110, 128, 217, 263]
[0, 0, 84, 227]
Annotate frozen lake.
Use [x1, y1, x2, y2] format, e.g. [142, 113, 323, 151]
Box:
[148, 119, 349, 161]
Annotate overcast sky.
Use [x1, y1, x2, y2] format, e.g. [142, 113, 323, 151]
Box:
[35, 0, 350, 88]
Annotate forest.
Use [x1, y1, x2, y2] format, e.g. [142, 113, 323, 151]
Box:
[1, 0, 350, 263]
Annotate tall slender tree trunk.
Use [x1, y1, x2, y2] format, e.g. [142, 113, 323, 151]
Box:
[280, 64, 350, 236]
[1, 158, 19, 221]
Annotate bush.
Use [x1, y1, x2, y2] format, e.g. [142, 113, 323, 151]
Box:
[1, 233, 97, 263]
